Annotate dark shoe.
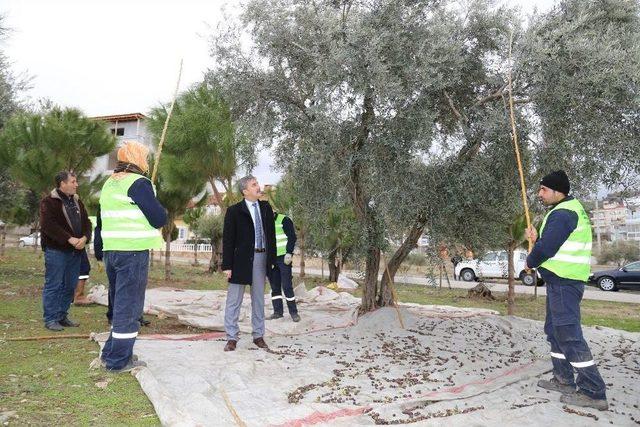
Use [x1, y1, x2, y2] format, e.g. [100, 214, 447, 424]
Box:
[139, 317, 150, 327]
[267, 313, 283, 320]
[560, 391, 608, 411]
[224, 340, 237, 352]
[45, 321, 64, 331]
[291, 313, 301, 322]
[106, 360, 147, 374]
[253, 337, 268, 349]
[59, 317, 79, 327]
[99, 354, 139, 369]
[537, 377, 576, 394]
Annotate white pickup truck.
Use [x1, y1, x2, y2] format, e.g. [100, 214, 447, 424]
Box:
[454, 249, 542, 286]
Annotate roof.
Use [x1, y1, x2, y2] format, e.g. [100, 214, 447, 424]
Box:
[90, 113, 147, 122]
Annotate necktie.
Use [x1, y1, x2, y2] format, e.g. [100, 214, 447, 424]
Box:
[253, 202, 264, 249]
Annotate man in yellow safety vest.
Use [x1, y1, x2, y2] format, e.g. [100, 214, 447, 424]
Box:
[525, 170, 607, 411]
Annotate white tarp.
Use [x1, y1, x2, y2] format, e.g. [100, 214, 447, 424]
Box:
[89, 286, 640, 426]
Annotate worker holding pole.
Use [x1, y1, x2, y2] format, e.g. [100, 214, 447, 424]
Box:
[525, 170, 608, 411]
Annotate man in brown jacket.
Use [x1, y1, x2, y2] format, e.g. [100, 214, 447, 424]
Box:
[40, 171, 92, 331]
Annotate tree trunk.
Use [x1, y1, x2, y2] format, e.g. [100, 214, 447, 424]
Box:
[210, 179, 227, 216]
[507, 243, 516, 315]
[193, 239, 199, 266]
[349, 86, 380, 314]
[164, 223, 173, 282]
[0, 224, 6, 257]
[164, 238, 172, 282]
[360, 247, 380, 313]
[33, 220, 40, 253]
[378, 217, 425, 306]
[328, 248, 340, 282]
[299, 227, 306, 278]
[208, 243, 216, 273]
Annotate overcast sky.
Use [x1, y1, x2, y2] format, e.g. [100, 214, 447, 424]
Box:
[1, 0, 556, 185]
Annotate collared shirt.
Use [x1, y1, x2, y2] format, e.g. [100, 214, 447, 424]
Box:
[57, 189, 82, 236]
[244, 199, 264, 249]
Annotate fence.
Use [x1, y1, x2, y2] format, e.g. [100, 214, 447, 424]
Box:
[168, 243, 213, 253]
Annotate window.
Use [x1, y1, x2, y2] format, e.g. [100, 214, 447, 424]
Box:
[496, 252, 508, 261]
[178, 227, 187, 240]
[481, 252, 497, 262]
[110, 127, 125, 136]
[625, 261, 640, 271]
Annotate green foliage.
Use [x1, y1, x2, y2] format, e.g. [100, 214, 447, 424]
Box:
[76, 174, 108, 216]
[209, 0, 640, 306]
[196, 213, 224, 250]
[183, 206, 205, 229]
[0, 107, 116, 197]
[597, 241, 640, 266]
[521, 0, 640, 191]
[147, 81, 255, 193]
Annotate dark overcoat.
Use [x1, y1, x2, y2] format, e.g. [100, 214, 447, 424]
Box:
[222, 199, 276, 285]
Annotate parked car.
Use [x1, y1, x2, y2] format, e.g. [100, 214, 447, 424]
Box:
[589, 261, 640, 291]
[18, 232, 40, 247]
[455, 249, 543, 286]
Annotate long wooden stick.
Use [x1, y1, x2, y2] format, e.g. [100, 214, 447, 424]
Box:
[151, 59, 183, 184]
[380, 252, 405, 329]
[507, 32, 533, 253]
[220, 387, 247, 427]
[7, 333, 92, 341]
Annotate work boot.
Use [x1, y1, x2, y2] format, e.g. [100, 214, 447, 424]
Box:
[291, 313, 301, 322]
[73, 280, 92, 305]
[106, 360, 147, 374]
[224, 340, 237, 352]
[537, 377, 576, 394]
[560, 392, 608, 411]
[59, 317, 80, 327]
[267, 313, 283, 320]
[45, 321, 64, 331]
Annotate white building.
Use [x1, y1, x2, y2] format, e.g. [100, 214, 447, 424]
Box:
[592, 199, 640, 247]
[89, 113, 152, 180]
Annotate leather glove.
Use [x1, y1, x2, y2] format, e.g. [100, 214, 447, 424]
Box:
[284, 253, 293, 265]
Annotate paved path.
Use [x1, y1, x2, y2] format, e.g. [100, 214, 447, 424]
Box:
[293, 267, 640, 304]
[145, 253, 640, 304]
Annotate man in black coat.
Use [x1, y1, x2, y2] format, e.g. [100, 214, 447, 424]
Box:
[222, 175, 276, 351]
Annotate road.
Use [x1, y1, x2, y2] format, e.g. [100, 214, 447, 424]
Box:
[292, 267, 640, 304]
[141, 252, 640, 304]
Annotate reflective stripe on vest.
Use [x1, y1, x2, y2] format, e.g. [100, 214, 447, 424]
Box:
[275, 214, 288, 257]
[539, 198, 592, 282]
[99, 174, 164, 251]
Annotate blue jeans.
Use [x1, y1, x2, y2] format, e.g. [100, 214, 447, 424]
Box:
[545, 280, 607, 400]
[101, 250, 149, 370]
[42, 248, 81, 324]
[268, 255, 298, 315]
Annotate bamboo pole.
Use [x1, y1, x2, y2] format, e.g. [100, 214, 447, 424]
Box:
[7, 334, 92, 341]
[380, 252, 405, 329]
[220, 387, 247, 427]
[151, 59, 184, 184]
[507, 32, 532, 252]
[507, 32, 538, 300]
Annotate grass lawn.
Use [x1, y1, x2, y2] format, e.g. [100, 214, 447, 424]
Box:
[1, 248, 639, 425]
